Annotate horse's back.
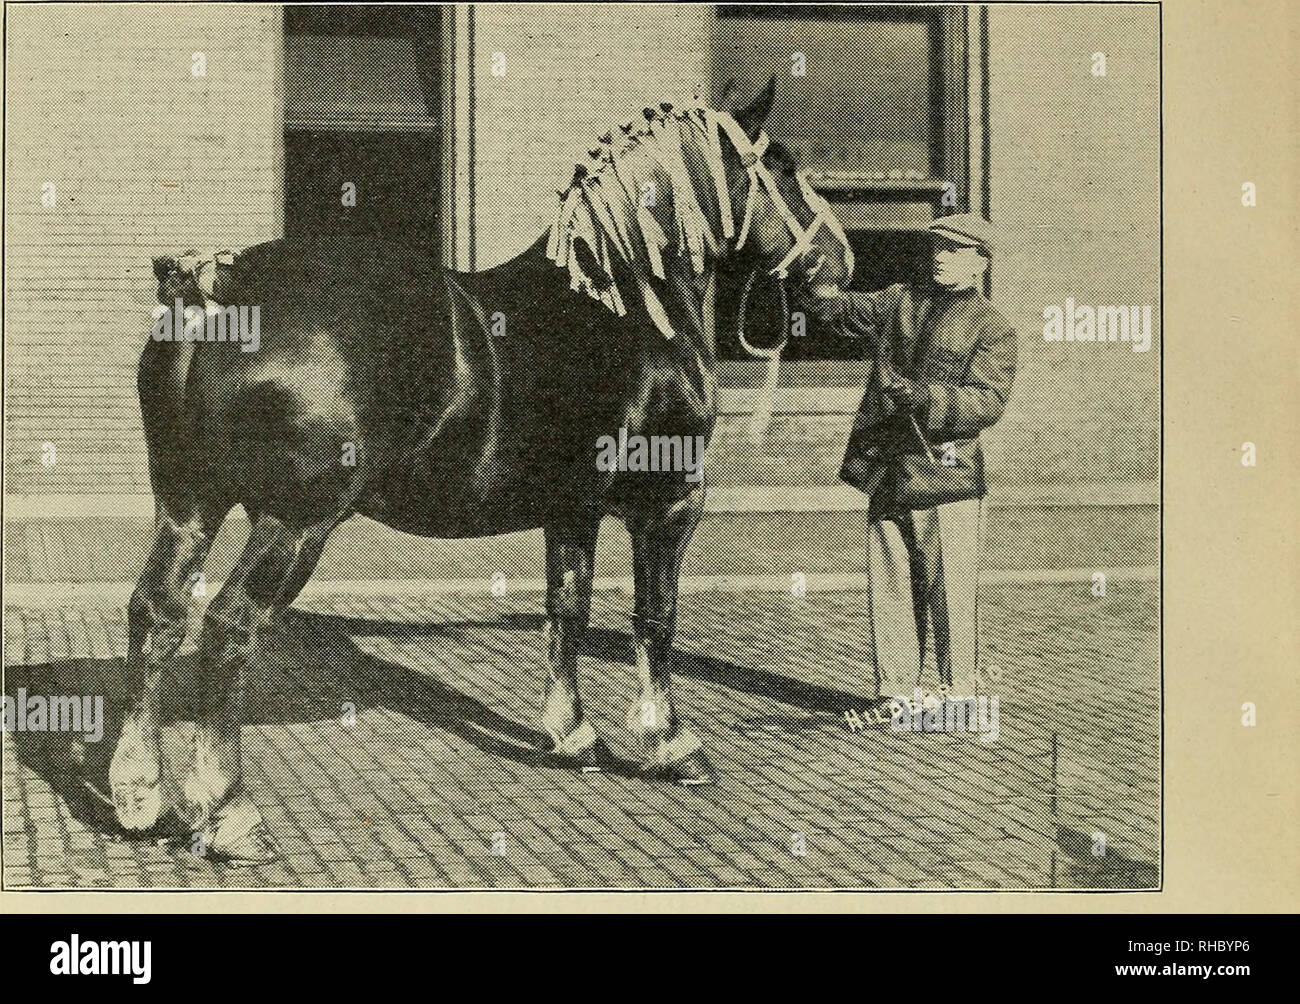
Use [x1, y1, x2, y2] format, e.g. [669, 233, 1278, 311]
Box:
[140, 234, 712, 536]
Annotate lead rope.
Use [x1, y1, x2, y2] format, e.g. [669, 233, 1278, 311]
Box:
[710, 114, 786, 446]
[735, 170, 856, 445]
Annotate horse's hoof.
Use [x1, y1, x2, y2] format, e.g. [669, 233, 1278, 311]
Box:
[204, 791, 280, 865]
[569, 735, 621, 774]
[550, 720, 620, 773]
[650, 750, 716, 786]
[110, 777, 166, 832]
[551, 733, 620, 773]
[108, 751, 170, 832]
[108, 714, 169, 831]
[211, 824, 280, 867]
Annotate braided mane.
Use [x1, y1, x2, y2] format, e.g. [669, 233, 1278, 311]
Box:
[546, 98, 747, 337]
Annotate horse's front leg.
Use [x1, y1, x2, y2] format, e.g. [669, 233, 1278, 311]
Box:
[626, 486, 713, 785]
[541, 519, 616, 770]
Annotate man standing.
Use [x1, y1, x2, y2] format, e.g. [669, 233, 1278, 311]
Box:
[800, 213, 1017, 709]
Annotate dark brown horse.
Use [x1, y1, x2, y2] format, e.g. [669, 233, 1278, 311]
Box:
[111, 81, 854, 861]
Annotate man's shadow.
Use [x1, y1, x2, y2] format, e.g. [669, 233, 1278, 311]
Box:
[6, 606, 862, 836]
[1055, 825, 1160, 889]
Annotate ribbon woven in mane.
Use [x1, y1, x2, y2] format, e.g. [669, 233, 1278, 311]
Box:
[547, 98, 753, 340]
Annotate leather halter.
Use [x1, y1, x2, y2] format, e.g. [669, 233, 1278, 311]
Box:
[703, 110, 856, 445]
[705, 109, 855, 283]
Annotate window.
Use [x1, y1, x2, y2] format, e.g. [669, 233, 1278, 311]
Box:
[710, 4, 971, 370]
[283, 8, 441, 255]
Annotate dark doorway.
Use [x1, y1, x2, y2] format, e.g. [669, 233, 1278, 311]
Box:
[284, 131, 439, 250]
[283, 7, 441, 258]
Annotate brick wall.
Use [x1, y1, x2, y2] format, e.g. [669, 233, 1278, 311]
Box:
[3, 4, 1158, 501]
[471, 3, 711, 268]
[985, 4, 1161, 486]
[4, 3, 283, 494]
[469, 4, 1160, 492]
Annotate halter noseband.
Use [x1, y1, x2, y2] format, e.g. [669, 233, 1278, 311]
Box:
[704, 110, 856, 447]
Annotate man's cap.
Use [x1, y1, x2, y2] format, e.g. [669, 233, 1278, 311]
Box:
[928, 213, 995, 255]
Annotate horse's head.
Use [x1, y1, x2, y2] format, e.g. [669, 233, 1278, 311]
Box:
[718, 77, 854, 292]
[548, 81, 853, 339]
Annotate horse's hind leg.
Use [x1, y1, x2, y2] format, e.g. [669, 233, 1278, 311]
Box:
[110, 502, 220, 831]
[180, 511, 343, 862]
[541, 519, 615, 770]
[626, 488, 713, 785]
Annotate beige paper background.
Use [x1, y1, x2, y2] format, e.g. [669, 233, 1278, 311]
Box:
[1, 0, 1296, 913]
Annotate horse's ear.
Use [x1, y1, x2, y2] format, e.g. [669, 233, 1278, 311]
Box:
[732, 75, 776, 140]
[153, 256, 174, 282]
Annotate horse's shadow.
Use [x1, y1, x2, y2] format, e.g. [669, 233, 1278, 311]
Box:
[5, 606, 862, 834]
[310, 609, 861, 714]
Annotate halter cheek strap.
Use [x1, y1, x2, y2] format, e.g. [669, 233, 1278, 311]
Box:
[770, 173, 855, 281]
[706, 110, 771, 250]
[702, 109, 855, 448]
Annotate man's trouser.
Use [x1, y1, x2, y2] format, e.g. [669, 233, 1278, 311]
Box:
[864, 497, 984, 699]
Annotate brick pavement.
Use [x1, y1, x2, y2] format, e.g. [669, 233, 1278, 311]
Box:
[2, 580, 1159, 889]
[5, 505, 1158, 585]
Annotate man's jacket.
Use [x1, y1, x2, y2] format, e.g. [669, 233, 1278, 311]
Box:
[810, 283, 1017, 512]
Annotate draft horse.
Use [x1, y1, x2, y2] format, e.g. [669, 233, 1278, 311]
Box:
[112, 80, 855, 861]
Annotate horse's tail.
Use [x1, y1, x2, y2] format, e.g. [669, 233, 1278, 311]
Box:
[139, 255, 202, 502]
